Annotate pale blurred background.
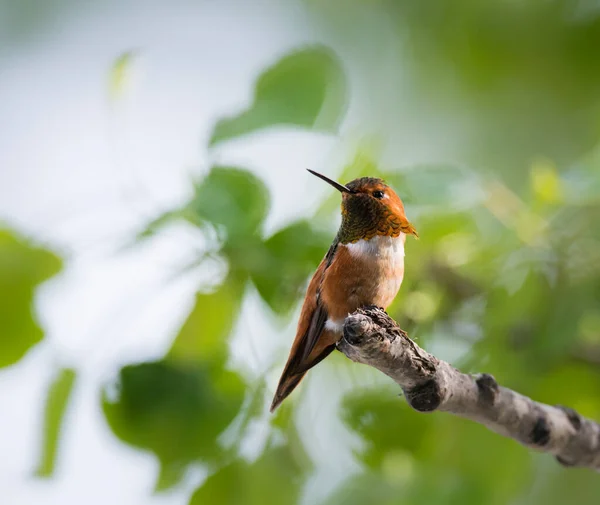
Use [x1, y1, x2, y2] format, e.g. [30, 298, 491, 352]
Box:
[2, 1, 600, 504]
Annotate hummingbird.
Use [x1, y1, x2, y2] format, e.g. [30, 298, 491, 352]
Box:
[270, 170, 418, 412]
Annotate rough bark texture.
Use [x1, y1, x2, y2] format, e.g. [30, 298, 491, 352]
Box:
[337, 306, 600, 471]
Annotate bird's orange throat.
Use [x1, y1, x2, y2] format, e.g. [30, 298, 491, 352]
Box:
[339, 214, 417, 243]
[339, 196, 417, 243]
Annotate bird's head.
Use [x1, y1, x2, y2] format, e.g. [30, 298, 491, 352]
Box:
[307, 169, 418, 244]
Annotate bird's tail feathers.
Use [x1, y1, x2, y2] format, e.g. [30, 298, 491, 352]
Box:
[269, 344, 335, 412]
[270, 372, 305, 412]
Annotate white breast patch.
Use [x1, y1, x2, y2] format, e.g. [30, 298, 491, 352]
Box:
[345, 234, 405, 261]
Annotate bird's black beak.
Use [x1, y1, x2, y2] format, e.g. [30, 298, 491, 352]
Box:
[306, 169, 352, 193]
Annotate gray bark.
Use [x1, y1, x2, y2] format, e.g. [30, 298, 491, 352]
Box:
[337, 307, 600, 471]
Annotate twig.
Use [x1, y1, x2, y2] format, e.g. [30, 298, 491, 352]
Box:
[337, 307, 600, 471]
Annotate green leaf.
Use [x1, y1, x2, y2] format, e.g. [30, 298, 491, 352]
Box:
[155, 462, 187, 492]
[168, 278, 244, 365]
[189, 443, 308, 505]
[108, 50, 137, 100]
[0, 229, 62, 368]
[102, 360, 244, 490]
[209, 46, 347, 146]
[250, 220, 331, 314]
[35, 368, 77, 478]
[188, 166, 270, 239]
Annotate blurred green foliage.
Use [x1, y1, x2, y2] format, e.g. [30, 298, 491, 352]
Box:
[250, 220, 332, 314]
[209, 46, 347, 145]
[108, 160, 332, 489]
[96, 47, 346, 494]
[103, 360, 245, 490]
[0, 229, 69, 478]
[189, 443, 307, 505]
[0, 228, 62, 368]
[108, 50, 137, 101]
[168, 281, 243, 365]
[35, 367, 76, 478]
[188, 166, 270, 239]
[5, 3, 600, 504]
[314, 0, 600, 187]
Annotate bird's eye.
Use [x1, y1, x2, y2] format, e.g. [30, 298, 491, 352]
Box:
[373, 190, 385, 199]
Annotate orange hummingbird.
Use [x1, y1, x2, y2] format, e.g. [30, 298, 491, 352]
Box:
[270, 170, 418, 412]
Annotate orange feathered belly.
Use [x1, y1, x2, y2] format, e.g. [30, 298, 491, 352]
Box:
[320, 236, 405, 333]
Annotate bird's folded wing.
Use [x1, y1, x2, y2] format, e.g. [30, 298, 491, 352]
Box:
[282, 240, 339, 374]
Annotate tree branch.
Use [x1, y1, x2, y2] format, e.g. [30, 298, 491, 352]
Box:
[337, 307, 600, 471]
